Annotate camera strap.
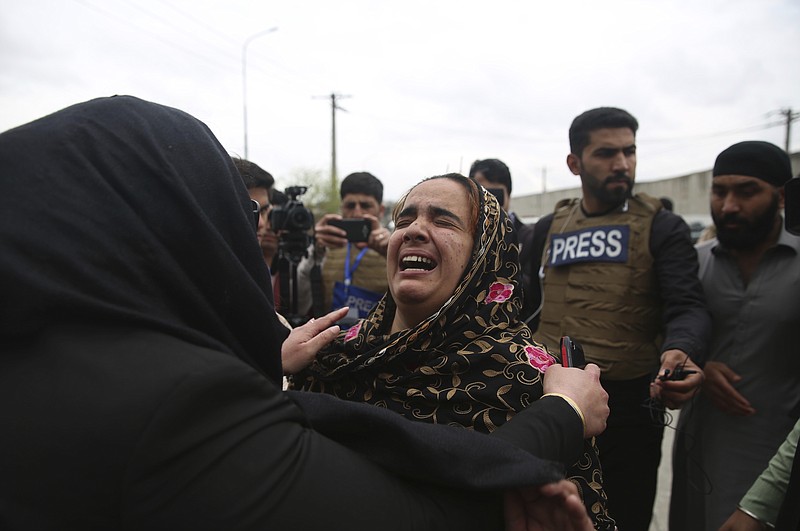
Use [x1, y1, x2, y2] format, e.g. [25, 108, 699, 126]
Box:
[343, 242, 369, 288]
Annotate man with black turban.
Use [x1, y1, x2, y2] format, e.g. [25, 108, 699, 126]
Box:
[670, 140, 800, 531]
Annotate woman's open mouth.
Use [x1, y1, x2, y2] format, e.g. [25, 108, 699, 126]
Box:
[400, 255, 436, 271]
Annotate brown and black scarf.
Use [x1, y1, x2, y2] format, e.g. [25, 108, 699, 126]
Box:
[296, 179, 614, 529]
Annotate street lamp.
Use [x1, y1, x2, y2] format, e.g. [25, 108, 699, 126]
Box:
[242, 26, 278, 159]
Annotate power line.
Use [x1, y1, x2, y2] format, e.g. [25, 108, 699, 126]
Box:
[349, 108, 792, 150]
[145, 0, 309, 92]
[646, 120, 786, 143]
[72, 0, 236, 74]
[72, 0, 324, 96]
[151, 0, 331, 95]
[773, 107, 800, 151]
[153, 0, 242, 48]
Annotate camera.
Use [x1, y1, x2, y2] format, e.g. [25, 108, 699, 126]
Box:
[269, 186, 315, 326]
[658, 367, 698, 381]
[328, 218, 371, 242]
[269, 185, 314, 265]
[269, 186, 314, 233]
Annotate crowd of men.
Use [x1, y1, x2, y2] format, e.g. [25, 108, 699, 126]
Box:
[239, 106, 798, 531]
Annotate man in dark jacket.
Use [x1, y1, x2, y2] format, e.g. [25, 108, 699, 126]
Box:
[526, 107, 710, 531]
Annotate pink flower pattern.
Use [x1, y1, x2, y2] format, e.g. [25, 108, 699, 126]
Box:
[485, 281, 513, 304]
[525, 345, 556, 372]
[344, 321, 362, 342]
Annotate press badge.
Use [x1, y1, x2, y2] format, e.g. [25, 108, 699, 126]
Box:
[332, 243, 382, 320]
[548, 225, 630, 267]
[332, 281, 381, 320]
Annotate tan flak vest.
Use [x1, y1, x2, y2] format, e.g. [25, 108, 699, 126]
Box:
[321, 245, 388, 312]
[537, 194, 663, 380]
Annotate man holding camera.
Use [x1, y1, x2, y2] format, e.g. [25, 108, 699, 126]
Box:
[302, 172, 390, 325]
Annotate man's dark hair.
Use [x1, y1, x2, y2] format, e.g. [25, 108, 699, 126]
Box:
[468, 158, 512, 195]
[569, 107, 638, 156]
[340, 172, 383, 203]
[232, 157, 274, 190]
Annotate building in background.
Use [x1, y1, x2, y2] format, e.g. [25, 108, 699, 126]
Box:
[514, 152, 800, 237]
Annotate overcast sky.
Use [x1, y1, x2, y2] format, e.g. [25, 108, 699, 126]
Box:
[2, 0, 799, 201]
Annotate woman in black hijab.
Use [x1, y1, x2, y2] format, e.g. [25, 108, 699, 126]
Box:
[0, 96, 599, 530]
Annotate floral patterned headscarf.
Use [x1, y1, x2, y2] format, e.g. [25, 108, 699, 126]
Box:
[296, 175, 555, 431]
[295, 174, 614, 529]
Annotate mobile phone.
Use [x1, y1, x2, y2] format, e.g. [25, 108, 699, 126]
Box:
[328, 218, 371, 242]
[786, 177, 799, 236]
[658, 367, 698, 381]
[560, 336, 586, 369]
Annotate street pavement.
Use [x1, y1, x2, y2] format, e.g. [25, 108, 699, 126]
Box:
[649, 418, 677, 531]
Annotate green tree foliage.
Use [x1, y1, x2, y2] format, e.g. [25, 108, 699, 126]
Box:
[277, 168, 339, 220]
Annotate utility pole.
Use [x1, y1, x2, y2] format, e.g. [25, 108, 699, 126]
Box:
[778, 108, 800, 152]
[315, 93, 351, 200]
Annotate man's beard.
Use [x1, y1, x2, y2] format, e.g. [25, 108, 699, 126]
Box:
[586, 172, 634, 209]
[713, 193, 780, 250]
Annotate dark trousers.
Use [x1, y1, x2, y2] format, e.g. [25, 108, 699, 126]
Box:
[596, 375, 665, 531]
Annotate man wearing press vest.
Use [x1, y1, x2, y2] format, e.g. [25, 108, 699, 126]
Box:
[526, 107, 710, 531]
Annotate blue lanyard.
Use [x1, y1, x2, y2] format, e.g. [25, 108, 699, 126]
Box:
[344, 243, 369, 287]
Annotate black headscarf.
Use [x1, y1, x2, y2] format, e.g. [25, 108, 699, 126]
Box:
[0, 96, 283, 383]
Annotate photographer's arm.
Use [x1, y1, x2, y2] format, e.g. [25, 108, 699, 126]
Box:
[314, 213, 348, 250]
[363, 213, 391, 256]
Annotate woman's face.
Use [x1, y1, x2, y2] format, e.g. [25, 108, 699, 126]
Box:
[387, 178, 475, 330]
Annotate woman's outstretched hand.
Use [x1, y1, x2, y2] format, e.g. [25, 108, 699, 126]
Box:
[281, 307, 349, 374]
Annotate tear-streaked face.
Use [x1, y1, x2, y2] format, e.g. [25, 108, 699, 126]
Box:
[387, 178, 474, 330]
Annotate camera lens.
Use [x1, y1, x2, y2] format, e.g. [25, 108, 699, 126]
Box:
[290, 207, 313, 231]
[269, 200, 313, 232]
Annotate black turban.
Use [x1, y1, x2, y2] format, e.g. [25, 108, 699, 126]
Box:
[713, 140, 792, 187]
